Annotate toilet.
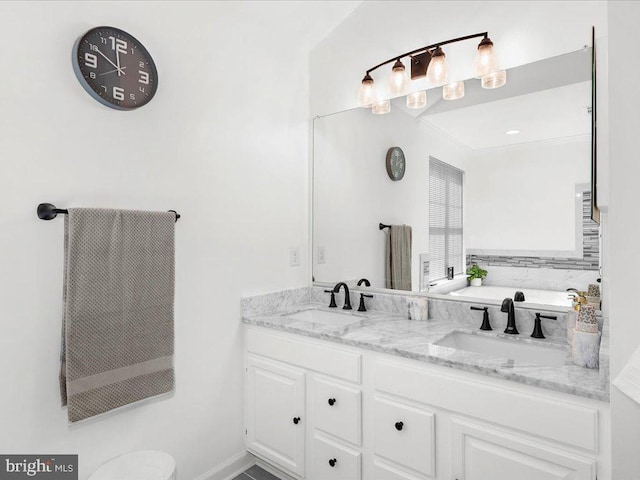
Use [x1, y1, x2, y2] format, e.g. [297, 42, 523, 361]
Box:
[89, 451, 176, 480]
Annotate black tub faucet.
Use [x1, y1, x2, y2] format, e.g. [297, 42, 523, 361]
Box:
[514, 291, 525, 302]
[357, 278, 371, 287]
[501, 298, 519, 334]
[333, 282, 352, 310]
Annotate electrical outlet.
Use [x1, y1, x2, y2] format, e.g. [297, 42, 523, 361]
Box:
[289, 246, 300, 267]
[317, 246, 326, 264]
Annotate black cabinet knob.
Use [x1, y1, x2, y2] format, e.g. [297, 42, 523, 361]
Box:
[293, 417, 301, 425]
[328, 458, 337, 467]
[395, 421, 404, 431]
[328, 398, 336, 406]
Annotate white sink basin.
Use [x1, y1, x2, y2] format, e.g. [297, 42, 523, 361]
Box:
[283, 309, 364, 327]
[435, 331, 567, 367]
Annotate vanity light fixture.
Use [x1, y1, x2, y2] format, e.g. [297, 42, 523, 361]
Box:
[372, 99, 391, 115]
[443, 81, 465, 100]
[406, 90, 427, 109]
[358, 32, 504, 114]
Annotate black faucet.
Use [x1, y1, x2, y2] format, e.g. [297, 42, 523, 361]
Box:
[333, 282, 352, 310]
[357, 278, 371, 287]
[514, 291, 525, 302]
[501, 298, 519, 334]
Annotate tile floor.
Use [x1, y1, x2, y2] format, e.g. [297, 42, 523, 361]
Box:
[232, 465, 281, 480]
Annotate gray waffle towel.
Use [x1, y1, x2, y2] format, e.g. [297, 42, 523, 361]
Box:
[59, 208, 175, 423]
[385, 225, 412, 291]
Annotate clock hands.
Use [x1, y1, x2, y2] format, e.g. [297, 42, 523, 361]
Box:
[100, 66, 127, 76]
[95, 47, 126, 76]
[115, 48, 123, 77]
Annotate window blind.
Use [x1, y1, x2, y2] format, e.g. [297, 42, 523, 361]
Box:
[429, 158, 463, 282]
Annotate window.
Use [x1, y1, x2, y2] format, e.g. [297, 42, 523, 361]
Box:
[429, 157, 463, 282]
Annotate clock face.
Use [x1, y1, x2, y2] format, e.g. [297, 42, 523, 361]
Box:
[386, 147, 406, 181]
[72, 26, 158, 110]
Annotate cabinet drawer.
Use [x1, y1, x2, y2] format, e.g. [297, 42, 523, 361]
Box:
[247, 328, 361, 383]
[313, 434, 361, 480]
[375, 360, 599, 452]
[374, 396, 435, 477]
[313, 376, 361, 445]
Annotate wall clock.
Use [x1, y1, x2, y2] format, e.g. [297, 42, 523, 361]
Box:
[72, 26, 158, 110]
[386, 147, 406, 181]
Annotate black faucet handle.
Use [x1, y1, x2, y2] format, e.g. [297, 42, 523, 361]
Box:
[324, 289, 337, 308]
[471, 306, 492, 331]
[357, 293, 374, 312]
[531, 313, 557, 339]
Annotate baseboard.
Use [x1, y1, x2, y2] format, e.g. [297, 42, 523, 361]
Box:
[193, 451, 255, 480]
[254, 458, 297, 480]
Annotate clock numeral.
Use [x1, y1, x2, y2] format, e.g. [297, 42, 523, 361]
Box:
[139, 86, 146, 94]
[129, 93, 136, 101]
[113, 87, 125, 101]
[89, 43, 98, 52]
[108, 36, 127, 54]
[138, 71, 150, 85]
[90, 71, 96, 79]
[139, 61, 145, 69]
[100, 36, 107, 45]
[84, 53, 97, 69]
[131, 47, 135, 55]
[101, 85, 107, 92]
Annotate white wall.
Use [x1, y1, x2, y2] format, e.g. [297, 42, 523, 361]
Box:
[466, 138, 590, 253]
[313, 106, 470, 291]
[310, 1, 607, 116]
[607, 2, 640, 477]
[0, 2, 321, 479]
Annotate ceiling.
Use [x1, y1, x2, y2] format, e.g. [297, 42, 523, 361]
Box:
[421, 80, 592, 150]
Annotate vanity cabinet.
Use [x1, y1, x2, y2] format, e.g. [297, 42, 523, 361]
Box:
[246, 355, 306, 477]
[244, 326, 610, 480]
[451, 419, 595, 480]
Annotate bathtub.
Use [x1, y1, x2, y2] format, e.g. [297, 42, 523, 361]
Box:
[449, 285, 573, 308]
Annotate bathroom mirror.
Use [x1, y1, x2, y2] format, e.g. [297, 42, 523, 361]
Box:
[313, 47, 600, 304]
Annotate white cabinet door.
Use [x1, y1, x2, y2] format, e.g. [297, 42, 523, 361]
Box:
[451, 419, 596, 480]
[247, 355, 306, 477]
[373, 396, 435, 478]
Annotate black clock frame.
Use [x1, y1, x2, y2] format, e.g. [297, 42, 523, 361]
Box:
[72, 26, 158, 110]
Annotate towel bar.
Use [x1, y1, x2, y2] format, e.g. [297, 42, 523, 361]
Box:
[37, 203, 180, 222]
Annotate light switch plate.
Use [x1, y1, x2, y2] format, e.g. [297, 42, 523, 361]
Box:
[289, 246, 300, 267]
[317, 246, 326, 264]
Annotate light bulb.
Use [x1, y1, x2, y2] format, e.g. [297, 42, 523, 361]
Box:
[443, 81, 465, 100]
[372, 99, 391, 115]
[474, 36, 497, 78]
[357, 74, 377, 107]
[406, 90, 427, 109]
[388, 59, 409, 96]
[481, 69, 507, 89]
[426, 46, 449, 86]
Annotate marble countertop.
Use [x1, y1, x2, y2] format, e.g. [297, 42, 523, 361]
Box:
[242, 303, 609, 402]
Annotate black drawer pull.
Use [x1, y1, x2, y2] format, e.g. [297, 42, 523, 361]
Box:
[328, 398, 336, 406]
[329, 458, 337, 467]
[293, 417, 301, 425]
[395, 421, 404, 431]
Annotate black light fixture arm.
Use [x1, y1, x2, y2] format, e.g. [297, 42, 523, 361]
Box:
[365, 32, 489, 75]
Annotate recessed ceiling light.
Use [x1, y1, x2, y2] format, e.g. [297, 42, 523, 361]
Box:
[506, 129, 520, 135]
